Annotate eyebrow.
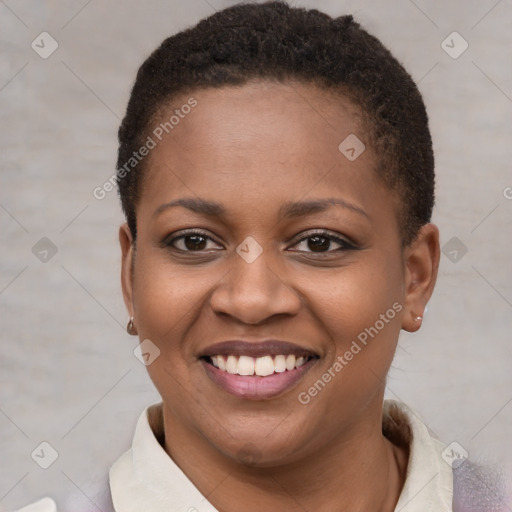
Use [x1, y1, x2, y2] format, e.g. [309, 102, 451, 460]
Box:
[153, 198, 224, 218]
[153, 197, 369, 220]
[279, 198, 369, 220]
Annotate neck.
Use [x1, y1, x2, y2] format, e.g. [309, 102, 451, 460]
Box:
[159, 400, 408, 512]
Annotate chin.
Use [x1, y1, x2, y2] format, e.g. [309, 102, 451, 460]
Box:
[210, 426, 314, 469]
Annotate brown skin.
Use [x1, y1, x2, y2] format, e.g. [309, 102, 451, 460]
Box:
[120, 80, 440, 511]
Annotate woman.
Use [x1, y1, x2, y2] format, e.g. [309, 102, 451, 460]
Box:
[110, 2, 510, 510]
[13, 1, 508, 511]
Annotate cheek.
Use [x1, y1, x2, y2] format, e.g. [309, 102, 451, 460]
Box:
[298, 254, 404, 399]
[130, 251, 214, 408]
[131, 250, 214, 348]
[302, 253, 403, 340]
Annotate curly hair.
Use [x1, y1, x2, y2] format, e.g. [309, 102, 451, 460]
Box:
[116, 0, 434, 246]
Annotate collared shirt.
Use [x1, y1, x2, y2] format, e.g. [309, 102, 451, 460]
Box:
[108, 399, 454, 511]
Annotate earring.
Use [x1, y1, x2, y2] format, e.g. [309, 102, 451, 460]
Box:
[127, 317, 138, 335]
[414, 315, 423, 323]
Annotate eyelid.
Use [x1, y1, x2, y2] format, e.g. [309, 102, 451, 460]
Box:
[161, 228, 358, 253]
[287, 229, 357, 251]
[161, 228, 223, 250]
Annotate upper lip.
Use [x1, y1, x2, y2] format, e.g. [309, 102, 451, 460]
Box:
[198, 340, 319, 359]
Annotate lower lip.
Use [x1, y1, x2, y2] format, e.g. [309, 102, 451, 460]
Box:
[201, 358, 318, 400]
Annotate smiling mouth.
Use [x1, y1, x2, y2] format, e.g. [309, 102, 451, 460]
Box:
[198, 341, 319, 400]
[204, 354, 315, 376]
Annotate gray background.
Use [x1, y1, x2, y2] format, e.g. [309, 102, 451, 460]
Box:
[1, 0, 511, 510]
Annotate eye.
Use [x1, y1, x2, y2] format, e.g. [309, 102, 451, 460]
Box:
[163, 229, 223, 252]
[288, 230, 356, 254]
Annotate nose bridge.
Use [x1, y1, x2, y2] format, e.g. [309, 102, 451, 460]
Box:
[234, 243, 276, 294]
[210, 236, 301, 323]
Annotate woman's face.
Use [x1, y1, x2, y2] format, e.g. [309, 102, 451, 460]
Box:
[120, 80, 438, 466]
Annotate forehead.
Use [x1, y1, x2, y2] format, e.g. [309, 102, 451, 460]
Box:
[138, 80, 394, 226]
[162, 79, 367, 154]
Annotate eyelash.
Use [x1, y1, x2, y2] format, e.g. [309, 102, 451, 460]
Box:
[162, 228, 357, 255]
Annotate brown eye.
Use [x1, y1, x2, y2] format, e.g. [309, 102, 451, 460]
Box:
[289, 231, 356, 254]
[163, 230, 224, 252]
[183, 235, 207, 251]
[307, 235, 331, 252]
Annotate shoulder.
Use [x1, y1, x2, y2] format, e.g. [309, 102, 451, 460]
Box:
[453, 459, 511, 512]
[383, 400, 510, 512]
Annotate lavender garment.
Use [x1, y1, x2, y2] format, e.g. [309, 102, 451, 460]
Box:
[453, 460, 511, 512]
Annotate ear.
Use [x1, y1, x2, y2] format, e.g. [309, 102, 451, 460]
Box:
[401, 223, 440, 332]
[119, 223, 135, 318]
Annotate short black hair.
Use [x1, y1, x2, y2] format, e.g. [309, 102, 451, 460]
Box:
[117, 0, 434, 246]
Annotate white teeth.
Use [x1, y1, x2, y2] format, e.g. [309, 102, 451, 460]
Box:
[237, 355, 255, 376]
[274, 355, 287, 373]
[226, 355, 238, 374]
[255, 355, 274, 377]
[210, 353, 311, 376]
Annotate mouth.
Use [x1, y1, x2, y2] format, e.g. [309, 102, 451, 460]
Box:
[206, 353, 314, 375]
[198, 340, 319, 400]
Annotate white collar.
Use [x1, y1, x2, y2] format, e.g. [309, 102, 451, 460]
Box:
[384, 400, 453, 511]
[109, 399, 453, 511]
[109, 402, 218, 512]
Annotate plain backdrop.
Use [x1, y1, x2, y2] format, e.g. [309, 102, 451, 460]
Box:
[1, 0, 511, 510]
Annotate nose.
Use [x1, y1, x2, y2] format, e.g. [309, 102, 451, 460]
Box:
[209, 246, 302, 325]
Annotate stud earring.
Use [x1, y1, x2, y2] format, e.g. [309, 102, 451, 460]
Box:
[414, 315, 423, 323]
[127, 317, 138, 335]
